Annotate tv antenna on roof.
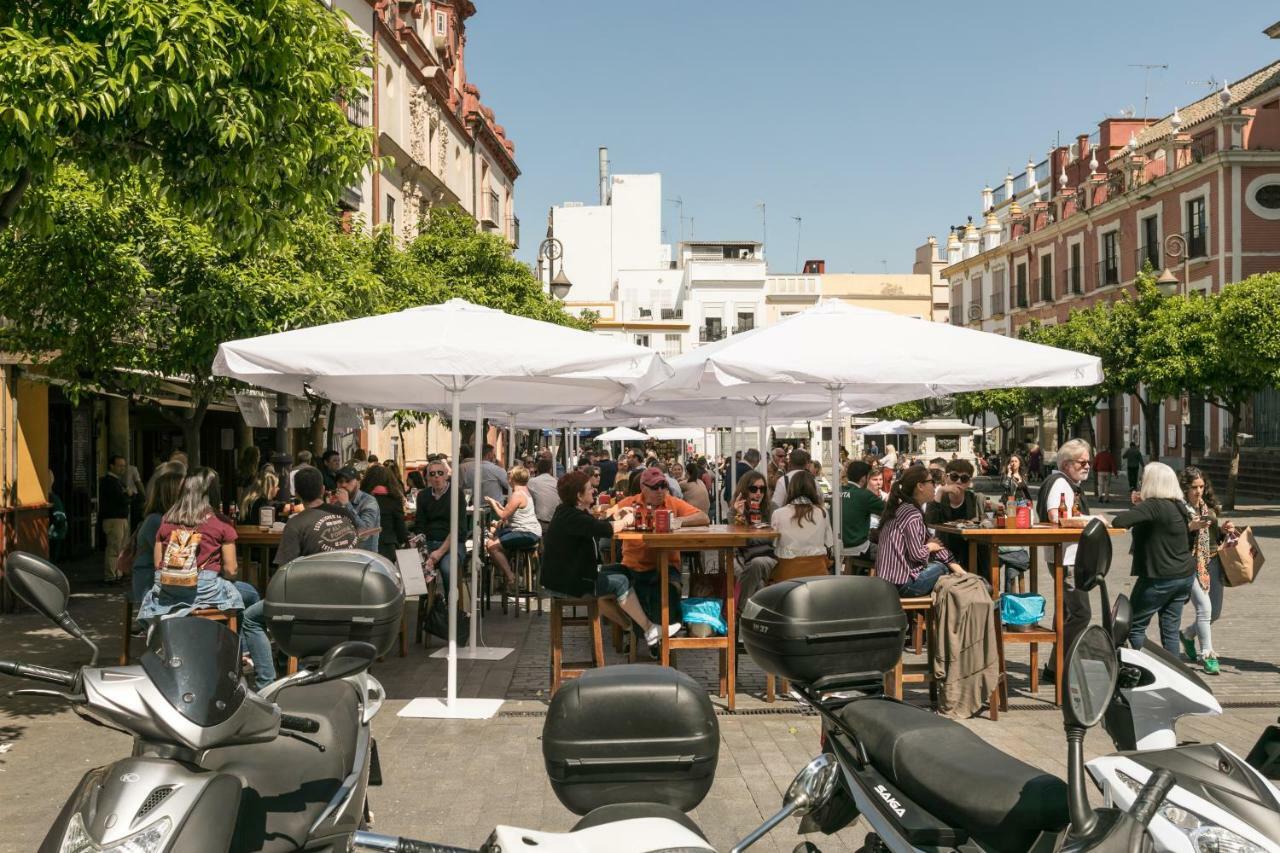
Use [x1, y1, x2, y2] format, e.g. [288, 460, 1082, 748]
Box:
[1188, 76, 1220, 92]
[1129, 63, 1168, 119]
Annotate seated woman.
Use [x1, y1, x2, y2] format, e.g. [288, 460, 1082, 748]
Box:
[238, 468, 279, 525]
[731, 471, 776, 610]
[484, 466, 542, 591]
[362, 464, 409, 562]
[873, 466, 965, 597]
[139, 468, 256, 625]
[770, 470, 834, 580]
[542, 470, 673, 649]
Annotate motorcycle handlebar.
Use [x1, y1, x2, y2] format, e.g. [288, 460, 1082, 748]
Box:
[0, 660, 77, 688]
[1130, 769, 1176, 827]
[351, 831, 476, 853]
[279, 713, 320, 734]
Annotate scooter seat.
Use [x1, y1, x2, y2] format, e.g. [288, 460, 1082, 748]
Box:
[202, 679, 362, 852]
[839, 698, 1068, 853]
[572, 803, 707, 840]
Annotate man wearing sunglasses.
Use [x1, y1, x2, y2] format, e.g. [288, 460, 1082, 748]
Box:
[1036, 438, 1096, 680]
[412, 461, 468, 589]
[613, 466, 710, 631]
[924, 459, 987, 566]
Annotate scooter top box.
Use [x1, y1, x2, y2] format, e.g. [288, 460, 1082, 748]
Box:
[543, 665, 719, 816]
[263, 550, 404, 659]
[740, 575, 907, 689]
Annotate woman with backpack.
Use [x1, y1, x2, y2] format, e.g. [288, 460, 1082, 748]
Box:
[138, 468, 247, 621]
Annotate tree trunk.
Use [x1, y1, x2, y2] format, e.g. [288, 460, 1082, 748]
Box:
[309, 400, 326, 457]
[1140, 397, 1162, 461]
[325, 402, 336, 456]
[1225, 402, 1242, 511]
[182, 418, 203, 468]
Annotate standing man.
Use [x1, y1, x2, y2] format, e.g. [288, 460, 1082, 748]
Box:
[1094, 446, 1117, 503]
[332, 467, 381, 552]
[597, 450, 618, 492]
[771, 448, 811, 509]
[99, 455, 130, 583]
[1123, 442, 1144, 493]
[1036, 438, 1095, 680]
[526, 455, 560, 534]
[459, 444, 510, 505]
[722, 449, 758, 505]
[320, 450, 341, 491]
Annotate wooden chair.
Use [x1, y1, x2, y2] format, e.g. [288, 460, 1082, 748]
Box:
[764, 555, 831, 702]
[548, 594, 612, 694]
[901, 595, 930, 655]
[885, 596, 934, 702]
[842, 554, 876, 576]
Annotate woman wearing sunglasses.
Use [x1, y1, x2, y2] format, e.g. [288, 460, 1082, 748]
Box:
[731, 471, 776, 611]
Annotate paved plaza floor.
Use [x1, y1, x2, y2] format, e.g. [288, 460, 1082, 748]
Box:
[2, 499, 1279, 851]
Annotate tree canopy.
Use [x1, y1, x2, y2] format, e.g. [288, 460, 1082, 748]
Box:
[0, 0, 373, 244]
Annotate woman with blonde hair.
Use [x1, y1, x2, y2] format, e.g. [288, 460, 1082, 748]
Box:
[238, 469, 279, 523]
[484, 465, 541, 590]
[1113, 462, 1195, 654]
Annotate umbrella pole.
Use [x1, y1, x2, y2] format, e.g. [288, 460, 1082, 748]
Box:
[509, 416, 517, 469]
[757, 404, 768, 475]
[830, 386, 843, 567]
[730, 418, 739, 506]
[470, 405, 484, 650]
[447, 392, 461, 705]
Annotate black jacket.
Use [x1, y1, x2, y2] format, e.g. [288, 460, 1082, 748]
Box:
[98, 473, 130, 520]
[1112, 498, 1194, 580]
[374, 492, 409, 559]
[542, 504, 614, 597]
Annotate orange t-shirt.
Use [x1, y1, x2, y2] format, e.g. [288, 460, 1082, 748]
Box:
[615, 494, 703, 572]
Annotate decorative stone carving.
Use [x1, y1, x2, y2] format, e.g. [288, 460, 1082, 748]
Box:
[408, 86, 429, 165]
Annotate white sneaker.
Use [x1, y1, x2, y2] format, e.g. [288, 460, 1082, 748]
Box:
[645, 623, 661, 646]
[668, 622, 683, 638]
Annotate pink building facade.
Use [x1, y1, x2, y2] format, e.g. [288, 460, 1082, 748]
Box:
[938, 28, 1280, 463]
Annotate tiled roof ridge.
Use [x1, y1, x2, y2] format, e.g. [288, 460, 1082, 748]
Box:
[1108, 58, 1280, 162]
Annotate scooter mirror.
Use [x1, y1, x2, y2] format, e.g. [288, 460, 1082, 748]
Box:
[5, 551, 70, 623]
[1110, 595, 1132, 649]
[1063, 625, 1118, 728]
[1073, 518, 1112, 593]
[783, 754, 840, 817]
[316, 641, 378, 683]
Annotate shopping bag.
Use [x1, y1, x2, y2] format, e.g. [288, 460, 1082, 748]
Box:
[999, 592, 1046, 626]
[1218, 526, 1265, 587]
[680, 597, 726, 636]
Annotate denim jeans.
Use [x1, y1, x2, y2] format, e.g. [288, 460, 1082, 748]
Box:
[237, 587, 276, 690]
[1128, 575, 1194, 654]
[425, 540, 455, 590]
[1180, 557, 1223, 656]
[897, 562, 949, 597]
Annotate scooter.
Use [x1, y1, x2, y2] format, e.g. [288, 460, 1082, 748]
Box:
[0, 551, 389, 853]
[1070, 523, 1280, 853]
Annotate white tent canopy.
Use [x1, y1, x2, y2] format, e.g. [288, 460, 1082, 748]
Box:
[594, 426, 649, 442]
[212, 299, 671, 719]
[632, 299, 1104, 562]
[856, 419, 911, 436]
[644, 427, 704, 441]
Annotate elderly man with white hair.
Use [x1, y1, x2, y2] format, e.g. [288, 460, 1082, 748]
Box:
[1035, 438, 1096, 680]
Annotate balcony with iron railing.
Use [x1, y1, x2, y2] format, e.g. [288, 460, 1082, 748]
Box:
[990, 290, 1005, 317]
[1015, 285, 1028, 310]
[1096, 257, 1120, 288]
[950, 304, 963, 326]
[507, 215, 520, 249]
[481, 189, 500, 227]
[1135, 244, 1160, 274]
[343, 93, 371, 127]
[1031, 276, 1053, 304]
[699, 326, 727, 343]
[1065, 265, 1083, 296]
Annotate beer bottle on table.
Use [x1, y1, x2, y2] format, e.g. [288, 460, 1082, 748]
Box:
[1057, 493, 1069, 527]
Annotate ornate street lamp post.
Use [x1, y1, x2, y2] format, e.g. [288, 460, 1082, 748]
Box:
[538, 237, 572, 300]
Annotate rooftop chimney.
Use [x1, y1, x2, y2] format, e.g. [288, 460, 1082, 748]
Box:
[598, 147, 610, 206]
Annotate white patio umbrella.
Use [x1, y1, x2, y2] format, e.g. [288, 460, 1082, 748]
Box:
[856, 419, 911, 436]
[595, 426, 650, 442]
[213, 299, 670, 719]
[633, 299, 1103, 562]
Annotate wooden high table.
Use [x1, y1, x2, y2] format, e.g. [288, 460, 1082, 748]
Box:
[614, 524, 780, 711]
[234, 525, 282, 593]
[932, 522, 1124, 709]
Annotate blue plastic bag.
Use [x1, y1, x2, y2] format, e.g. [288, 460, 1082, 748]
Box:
[681, 597, 727, 636]
[999, 592, 1045, 626]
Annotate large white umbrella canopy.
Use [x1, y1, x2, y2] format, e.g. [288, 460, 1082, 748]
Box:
[594, 426, 650, 442]
[212, 299, 671, 718]
[633, 299, 1103, 562]
[856, 419, 912, 436]
[213, 299, 669, 409]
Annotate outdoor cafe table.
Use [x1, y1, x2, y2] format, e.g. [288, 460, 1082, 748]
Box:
[235, 525, 282, 593]
[931, 522, 1124, 709]
[613, 525, 780, 711]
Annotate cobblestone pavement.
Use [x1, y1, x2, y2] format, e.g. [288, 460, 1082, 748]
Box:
[2, 499, 1279, 851]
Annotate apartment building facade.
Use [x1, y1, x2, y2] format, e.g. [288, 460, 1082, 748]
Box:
[335, 0, 519, 245]
[939, 32, 1280, 461]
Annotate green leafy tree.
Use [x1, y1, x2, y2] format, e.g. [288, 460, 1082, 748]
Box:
[873, 400, 926, 423]
[0, 0, 373, 243]
[0, 168, 381, 462]
[1099, 273, 1171, 458]
[954, 388, 1032, 452]
[1200, 274, 1280, 508]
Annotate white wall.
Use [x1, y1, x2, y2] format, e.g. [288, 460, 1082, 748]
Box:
[609, 174, 664, 273]
[553, 204, 614, 302]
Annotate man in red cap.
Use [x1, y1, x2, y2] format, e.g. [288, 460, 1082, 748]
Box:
[610, 465, 710, 632]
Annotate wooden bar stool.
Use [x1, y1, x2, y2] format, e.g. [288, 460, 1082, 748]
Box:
[886, 597, 935, 702]
[548, 594, 610, 694]
[764, 555, 830, 703]
[901, 595, 931, 655]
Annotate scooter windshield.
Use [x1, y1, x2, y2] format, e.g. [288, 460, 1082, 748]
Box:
[141, 616, 246, 727]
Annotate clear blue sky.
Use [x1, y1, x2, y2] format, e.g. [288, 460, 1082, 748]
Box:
[466, 2, 1279, 274]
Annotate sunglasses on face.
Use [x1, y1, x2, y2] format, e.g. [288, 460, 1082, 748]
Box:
[1072, 459, 1092, 468]
[428, 471, 447, 477]
[948, 473, 972, 483]
[747, 485, 765, 493]
[644, 482, 669, 490]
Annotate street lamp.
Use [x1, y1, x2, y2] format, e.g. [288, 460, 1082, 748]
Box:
[1157, 233, 1188, 297]
[539, 237, 572, 300]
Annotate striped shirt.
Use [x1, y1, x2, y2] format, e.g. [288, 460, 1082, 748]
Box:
[873, 503, 954, 587]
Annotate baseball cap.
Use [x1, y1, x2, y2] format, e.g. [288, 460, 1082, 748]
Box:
[640, 467, 668, 488]
[336, 466, 360, 483]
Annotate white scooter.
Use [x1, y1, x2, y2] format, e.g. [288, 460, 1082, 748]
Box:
[1073, 521, 1280, 853]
